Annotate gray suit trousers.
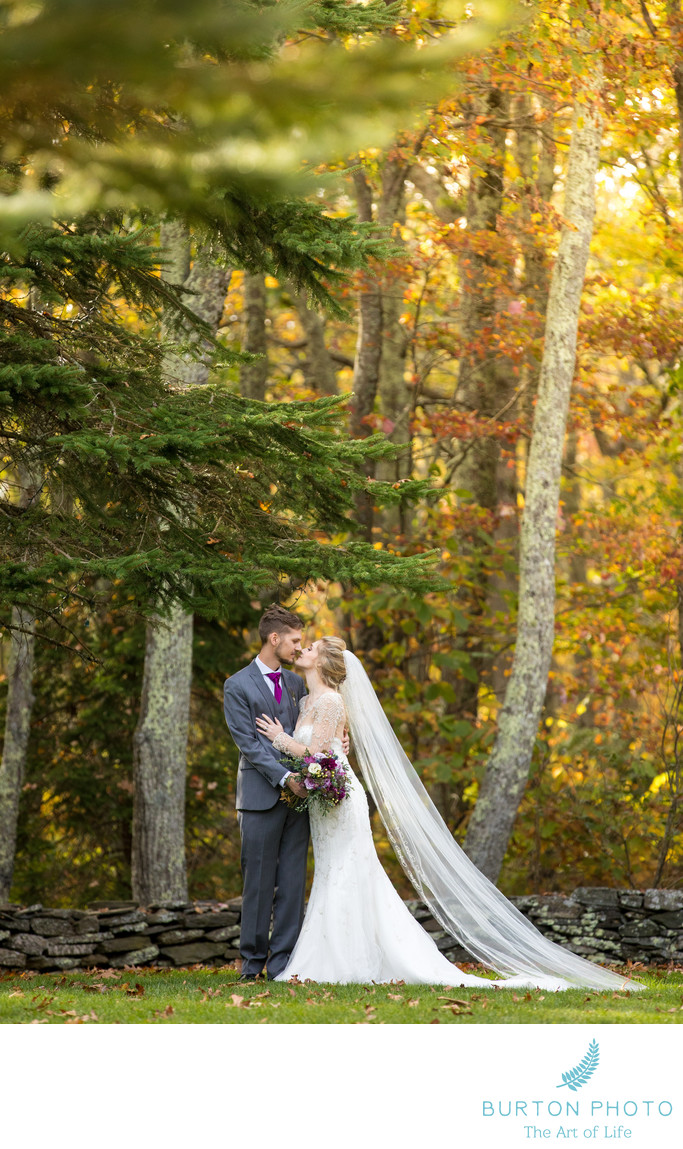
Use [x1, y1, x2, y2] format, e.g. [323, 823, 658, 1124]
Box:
[238, 802, 310, 978]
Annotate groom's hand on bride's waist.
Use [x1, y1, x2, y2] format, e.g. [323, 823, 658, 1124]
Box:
[286, 774, 308, 799]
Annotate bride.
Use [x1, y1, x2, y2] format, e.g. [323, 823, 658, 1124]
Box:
[255, 637, 641, 991]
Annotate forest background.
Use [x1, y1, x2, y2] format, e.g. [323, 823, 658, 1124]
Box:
[2, 0, 683, 910]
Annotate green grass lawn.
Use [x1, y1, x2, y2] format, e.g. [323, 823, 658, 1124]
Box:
[1, 965, 682, 1024]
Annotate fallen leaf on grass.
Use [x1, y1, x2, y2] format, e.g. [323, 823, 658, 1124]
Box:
[198, 986, 224, 1002]
[387, 993, 403, 1001]
[154, 1005, 175, 1018]
[407, 999, 420, 1008]
[440, 1005, 472, 1016]
[8, 991, 24, 999]
[226, 994, 263, 1010]
[438, 997, 471, 1007]
[97, 970, 121, 980]
[63, 1010, 99, 1023]
[31, 995, 54, 1011]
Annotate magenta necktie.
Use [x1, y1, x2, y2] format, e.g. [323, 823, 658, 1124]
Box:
[266, 671, 282, 704]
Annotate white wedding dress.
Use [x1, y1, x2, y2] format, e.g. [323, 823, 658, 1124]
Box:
[273, 689, 629, 990]
[274, 693, 485, 985]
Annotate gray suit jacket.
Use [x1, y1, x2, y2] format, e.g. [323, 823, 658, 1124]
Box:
[224, 661, 307, 811]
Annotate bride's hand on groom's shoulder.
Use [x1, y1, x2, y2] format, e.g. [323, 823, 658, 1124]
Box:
[256, 714, 284, 742]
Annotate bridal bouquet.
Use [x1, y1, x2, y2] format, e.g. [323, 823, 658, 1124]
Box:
[280, 751, 351, 816]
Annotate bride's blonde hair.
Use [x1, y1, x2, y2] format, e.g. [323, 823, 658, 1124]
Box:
[317, 636, 347, 689]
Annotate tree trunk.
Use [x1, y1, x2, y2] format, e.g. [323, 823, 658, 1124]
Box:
[132, 604, 193, 903]
[240, 273, 268, 400]
[350, 169, 384, 539]
[486, 92, 559, 703]
[0, 457, 41, 903]
[131, 220, 229, 904]
[290, 289, 338, 395]
[667, 1, 683, 204]
[0, 607, 35, 902]
[442, 88, 509, 758]
[376, 161, 412, 533]
[464, 60, 604, 882]
[455, 86, 510, 513]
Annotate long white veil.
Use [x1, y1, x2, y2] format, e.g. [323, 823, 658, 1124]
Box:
[340, 650, 640, 991]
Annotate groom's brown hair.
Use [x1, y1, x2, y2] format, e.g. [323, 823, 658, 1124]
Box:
[258, 604, 303, 643]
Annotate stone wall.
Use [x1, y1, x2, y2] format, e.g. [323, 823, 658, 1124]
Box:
[1, 888, 682, 972]
[0, 901, 242, 971]
[426, 887, 683, 968]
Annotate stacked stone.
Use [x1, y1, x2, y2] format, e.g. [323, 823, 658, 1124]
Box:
[0, 901, 241, 972]
[1, 889, 682, 971]
[406, 888, 683, 967]
[510, 888, 683, 966]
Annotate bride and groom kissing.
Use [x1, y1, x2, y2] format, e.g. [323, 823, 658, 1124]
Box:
[223, 604, 640, 992]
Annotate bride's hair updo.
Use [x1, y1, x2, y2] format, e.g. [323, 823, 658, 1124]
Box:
[317, 636, 347, 689]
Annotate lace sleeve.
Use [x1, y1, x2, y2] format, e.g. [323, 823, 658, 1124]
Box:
[307, 693, 345, 755]
[271, 693, 345, 758]
[272, 730, 299, 755]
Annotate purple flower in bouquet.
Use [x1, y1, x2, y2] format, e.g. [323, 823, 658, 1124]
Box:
[279, 748, 352, 816]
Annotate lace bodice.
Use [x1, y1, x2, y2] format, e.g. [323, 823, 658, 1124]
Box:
[273, 691, 345, 757]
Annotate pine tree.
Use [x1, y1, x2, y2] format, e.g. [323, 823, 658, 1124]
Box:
[0, 0, 508, 237]
[0, 217, 436, 625]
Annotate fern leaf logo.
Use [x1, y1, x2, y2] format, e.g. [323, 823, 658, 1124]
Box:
[556, 1040, 599, 1092]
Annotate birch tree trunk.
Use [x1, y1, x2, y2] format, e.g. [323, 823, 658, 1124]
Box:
[0, 461, 41, 903]
[132, 604, 194, 903]
[464, 62, 604, 882]
[0, 608, 35, 902]
[131, 222, 229, 904]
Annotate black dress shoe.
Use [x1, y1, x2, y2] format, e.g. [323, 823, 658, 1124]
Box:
[237, 972, 264, 982]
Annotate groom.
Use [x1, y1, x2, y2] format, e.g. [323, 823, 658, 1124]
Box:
[223, 605, 309, 981]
